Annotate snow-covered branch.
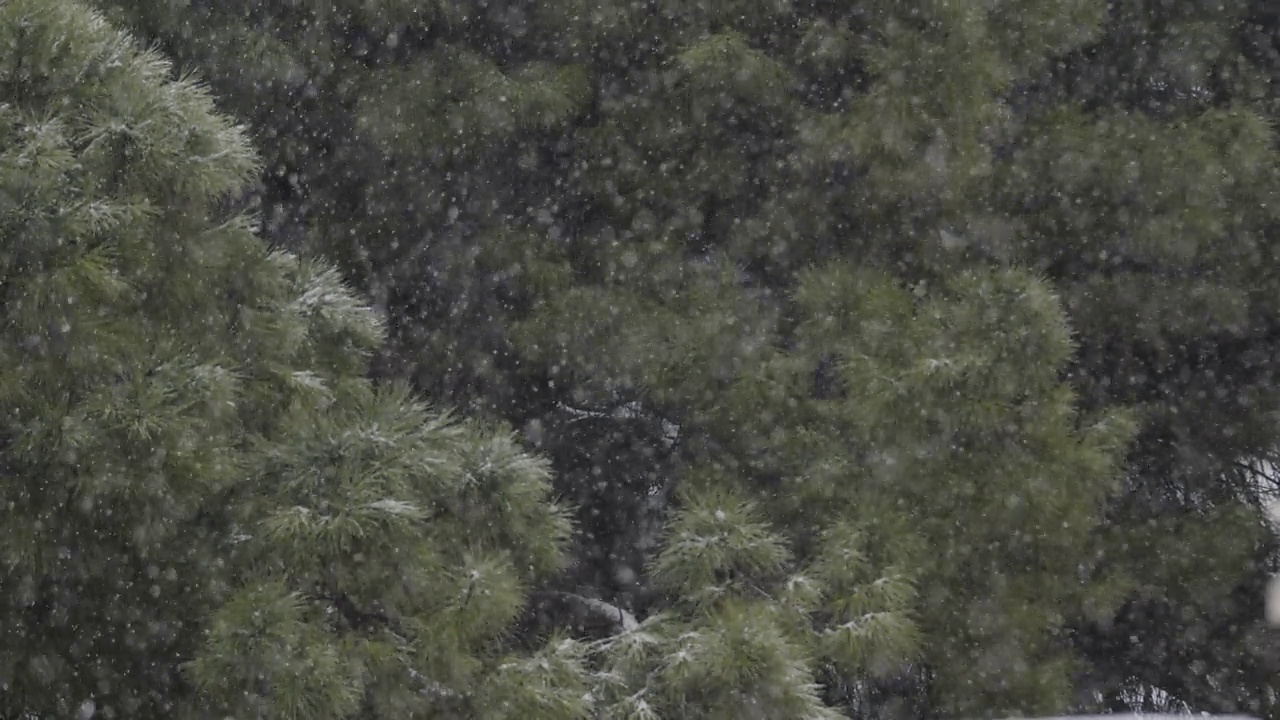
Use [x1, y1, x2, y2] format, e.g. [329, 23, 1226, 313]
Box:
[528, 590, 640, 637]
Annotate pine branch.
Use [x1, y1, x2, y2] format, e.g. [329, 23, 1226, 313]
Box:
[319, 589, 394, 634]
[407, 668, 465, 702]
[528, 590, 640, 639]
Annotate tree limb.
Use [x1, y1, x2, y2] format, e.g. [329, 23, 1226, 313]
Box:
[527, 590, 640, 639]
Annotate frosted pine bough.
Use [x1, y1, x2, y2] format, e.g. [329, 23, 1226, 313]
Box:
[0, 2, 575, 718]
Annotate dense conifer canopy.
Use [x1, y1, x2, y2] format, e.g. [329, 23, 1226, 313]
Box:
[0, 2, 573, 717]
[5, 0, 1280, 716]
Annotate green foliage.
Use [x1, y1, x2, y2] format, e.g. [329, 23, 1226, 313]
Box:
[649, 484, 793, 609]
[705, 265, 1137, 715]
[85, 0, 1280, 716]
[591, 486, 908, 720]
[188, 585, 367, 720]
[479, 639, 594, 720]
[0, 2, 576, 718]
[356, 50, 592, 158]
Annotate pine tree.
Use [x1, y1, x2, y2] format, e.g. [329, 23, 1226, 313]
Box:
[986, 1, 1280, 712]
[0, 2, 577, 717]
[91, 0, 1280, 716]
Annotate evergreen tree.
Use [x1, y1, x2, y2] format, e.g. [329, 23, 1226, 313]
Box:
[0, 2, 575, 717]
[92, 0, 1280, 716]
[987, 1, 1280, 712]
